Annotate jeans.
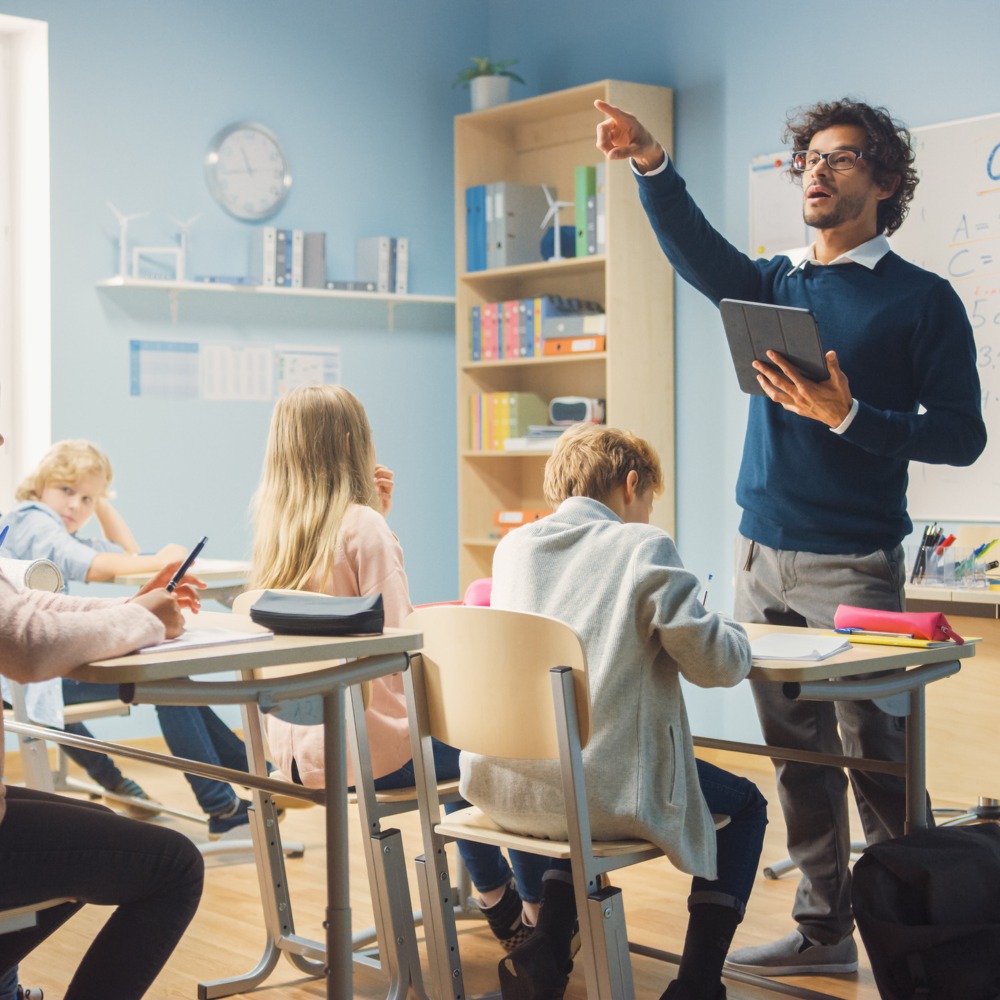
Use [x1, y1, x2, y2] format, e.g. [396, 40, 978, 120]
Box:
[0, 964, 16, 1000]
[0, 785, 203, 999]
[63, 680, 249, 817]
[380, 740, 554, 903]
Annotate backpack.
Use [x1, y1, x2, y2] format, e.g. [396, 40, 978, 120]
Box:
[852, 824, 1000, 1000]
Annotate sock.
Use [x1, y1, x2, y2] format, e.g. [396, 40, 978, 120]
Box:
[676, 903, 741, 999]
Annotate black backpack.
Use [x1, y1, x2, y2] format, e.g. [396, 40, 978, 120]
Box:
[852, 824, 1000, 1000]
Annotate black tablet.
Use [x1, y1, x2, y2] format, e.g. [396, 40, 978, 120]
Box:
[719, 299, 830, 396]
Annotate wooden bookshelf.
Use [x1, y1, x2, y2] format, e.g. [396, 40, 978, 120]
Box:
[455, 80, 675, 587]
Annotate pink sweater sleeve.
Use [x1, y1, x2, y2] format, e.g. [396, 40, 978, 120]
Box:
[0, 572, 166, 683]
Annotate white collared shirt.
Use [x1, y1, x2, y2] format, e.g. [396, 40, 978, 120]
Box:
[633, 152, 869, 435]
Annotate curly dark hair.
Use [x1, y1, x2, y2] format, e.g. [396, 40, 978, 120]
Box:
[782, 98, 918, 236]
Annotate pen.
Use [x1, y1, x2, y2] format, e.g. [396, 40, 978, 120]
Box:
[0, 525, 7, 548]
[985, 560, 999, 572]
[165, 536, 207, 593]
[935, 533, 956, 556]
[701, 573, 714, 608]
[834, 627, 916, 639]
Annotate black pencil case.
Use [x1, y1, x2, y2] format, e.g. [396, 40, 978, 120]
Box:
[248, 591, 385, 636]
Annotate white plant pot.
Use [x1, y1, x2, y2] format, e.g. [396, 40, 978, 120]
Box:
[470, 75, 511, 112]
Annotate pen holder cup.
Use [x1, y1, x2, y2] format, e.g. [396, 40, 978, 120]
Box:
[910, 544, 964, 586]
[953, 548, 989, 589]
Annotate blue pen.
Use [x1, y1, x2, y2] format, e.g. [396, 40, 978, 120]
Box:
[165, 536, 207, 593]
[0, 525, 7, 548]
[835, 627, 916, 639]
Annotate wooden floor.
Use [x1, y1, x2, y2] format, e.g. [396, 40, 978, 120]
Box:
[6, 746, 908, 1000]
[11, 611, 1000, 999]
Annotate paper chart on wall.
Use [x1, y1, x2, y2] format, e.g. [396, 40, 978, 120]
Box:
[274, 346, 342, 396]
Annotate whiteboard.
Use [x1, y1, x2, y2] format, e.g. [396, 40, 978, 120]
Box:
[889, 113, 1000, 521]
[748, 113, 1000, 522]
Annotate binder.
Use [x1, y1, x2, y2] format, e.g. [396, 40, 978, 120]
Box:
[493, 182, 549, 268]
[574, 166, 597, 258]
[542, 336, 606, 356]
[541, 313, 607, 341]
[250, 226, 278, 286]
[275, 228, 292, 286]
[291, 229, 304, 288]
[393, 237, 408, 294]
[302, 232, 327, 288]
[595, 162, 607, 255]
[503, 300, 520, 359]
[470, 304, 482, 362]
[466, 185, 487, 272]
[356, 236, 392, 292]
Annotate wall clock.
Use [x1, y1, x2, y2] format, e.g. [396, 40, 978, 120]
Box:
[204, 120, 291, 222]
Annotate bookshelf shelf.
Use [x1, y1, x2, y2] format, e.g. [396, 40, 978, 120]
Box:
[95, 277, 455, 329]
[455, 79, 675, 587]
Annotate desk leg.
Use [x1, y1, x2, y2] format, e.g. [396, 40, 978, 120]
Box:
[324, 686, 351, 999]
[905, 685, 928, 833]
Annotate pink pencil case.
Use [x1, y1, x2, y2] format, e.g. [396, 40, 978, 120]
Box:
[833, 605, 964, 644]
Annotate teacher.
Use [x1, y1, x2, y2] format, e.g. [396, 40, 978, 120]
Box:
[596, 96, 986, 978]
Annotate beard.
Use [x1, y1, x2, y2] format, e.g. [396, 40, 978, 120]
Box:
[802, 188, 871, 230]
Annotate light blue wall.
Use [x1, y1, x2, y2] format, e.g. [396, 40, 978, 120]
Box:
[4, 0, 998, 745]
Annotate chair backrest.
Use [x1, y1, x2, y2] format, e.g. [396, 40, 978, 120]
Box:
[403, 605, 589, 760]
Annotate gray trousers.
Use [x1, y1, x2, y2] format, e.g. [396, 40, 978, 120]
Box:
[733, 534, 910, 944]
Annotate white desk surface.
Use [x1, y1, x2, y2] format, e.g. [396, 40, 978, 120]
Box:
[744, 621, 975, 683]
[70, 610, 420, 684]
[112, 558, 250, 587]
[905, 582, 1000, 607]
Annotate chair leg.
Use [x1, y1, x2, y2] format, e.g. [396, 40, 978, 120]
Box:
[415, 853, 466, 1000]
[359, 827, 428, 1000]
[577, 885, 636, 1000]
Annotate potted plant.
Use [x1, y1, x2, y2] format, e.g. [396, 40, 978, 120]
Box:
[453, 57, 524, 111]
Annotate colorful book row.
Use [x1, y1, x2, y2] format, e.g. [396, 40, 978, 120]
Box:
[468, 392, 549, 451]
[470, 295, 606, 361]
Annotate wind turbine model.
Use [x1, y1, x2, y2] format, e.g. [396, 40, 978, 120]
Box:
[539, 185, 574, 261]
[169, 214, 201, 282]
[107, 202, 149, 278]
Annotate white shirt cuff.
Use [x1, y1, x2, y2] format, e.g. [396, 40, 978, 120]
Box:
[631, 151, 670, 176]
[831, 398, 859, 435]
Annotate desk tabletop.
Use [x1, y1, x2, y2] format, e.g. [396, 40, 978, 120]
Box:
[70, 611, 422, 684]
[112, 559, 251, 587]
[744, 622, 976, 683]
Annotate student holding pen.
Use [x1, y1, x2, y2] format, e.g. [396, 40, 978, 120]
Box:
[597, 97, 986, 978]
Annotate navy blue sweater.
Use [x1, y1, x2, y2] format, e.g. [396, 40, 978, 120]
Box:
[637, 161, 986, 554]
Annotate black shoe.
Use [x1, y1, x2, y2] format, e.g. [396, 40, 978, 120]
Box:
[659, 981, 727, 1000]
[482, 880, 533, 953]
[498, 875, 576, 1000]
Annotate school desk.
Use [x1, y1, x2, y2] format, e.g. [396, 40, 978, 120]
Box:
[112, 558, 250, 607]
[66, 610, 422, 1000]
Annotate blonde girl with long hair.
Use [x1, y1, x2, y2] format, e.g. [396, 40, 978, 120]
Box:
[250, 385, 555, 953]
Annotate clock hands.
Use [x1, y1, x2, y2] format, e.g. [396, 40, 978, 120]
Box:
[241, 147, 254, 175]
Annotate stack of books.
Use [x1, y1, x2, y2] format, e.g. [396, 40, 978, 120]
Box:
[470, 295, 605, 361]
[468, 392, 548, 451]
[502, 424, 567, 452]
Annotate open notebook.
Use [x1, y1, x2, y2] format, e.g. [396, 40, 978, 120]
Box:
[750, 632, 850, 661]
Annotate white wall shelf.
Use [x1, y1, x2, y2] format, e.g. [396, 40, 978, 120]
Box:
[95, 276, 455, 330]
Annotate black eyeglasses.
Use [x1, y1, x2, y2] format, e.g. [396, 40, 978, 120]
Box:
[791, 147, 867, 173]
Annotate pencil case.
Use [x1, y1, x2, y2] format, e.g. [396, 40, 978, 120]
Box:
[833, 605, 964, 645]
[249, 591, 384, 636]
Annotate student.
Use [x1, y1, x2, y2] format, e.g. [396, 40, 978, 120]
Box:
[595, 97, 986, 977]
[0, 407, 204, 999]
[249, 384, 554, 952]
[461, 423, 768, 1000]
[0, 440, 262, 838]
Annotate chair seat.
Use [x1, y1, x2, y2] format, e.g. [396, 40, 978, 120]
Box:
[0, 898, 74, 935]
[62, 699, 131, 724]
[436, 804, 663, 861]
[437, 805, 731, 860]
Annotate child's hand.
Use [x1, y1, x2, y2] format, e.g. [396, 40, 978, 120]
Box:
[157, 543, 189, 564]
[130, 588, 186, 638]
[138, 563, 206, 613]
[374, 464, 395, 516]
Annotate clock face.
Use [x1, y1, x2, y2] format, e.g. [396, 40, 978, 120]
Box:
[205, 121, 291, 221]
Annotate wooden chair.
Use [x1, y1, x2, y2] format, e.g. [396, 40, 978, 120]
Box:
[402, 604, 730, 1000]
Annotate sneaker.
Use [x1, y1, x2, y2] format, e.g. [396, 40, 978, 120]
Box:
[104, 777, 162, 820]
[481, 880, 533, 953]
[724, 929, 858, 977]
[208, 798, 251, 840]
[17, 987, 44, 999]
